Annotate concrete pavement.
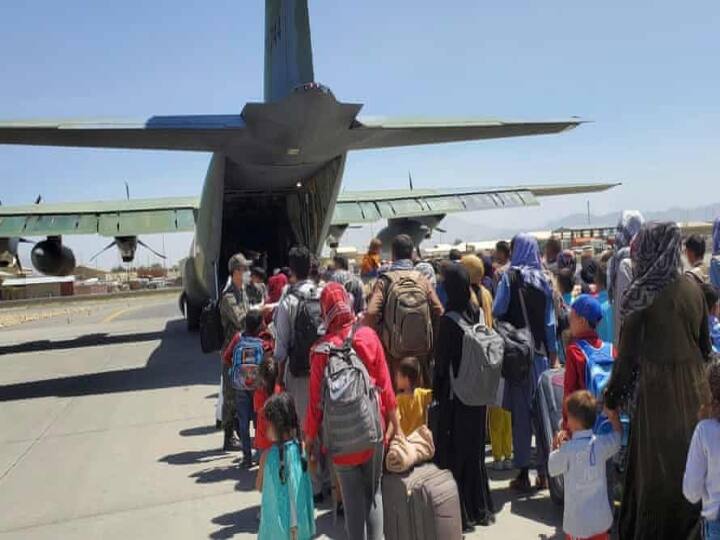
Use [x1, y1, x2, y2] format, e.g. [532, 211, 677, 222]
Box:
[0, 297, 562, 539]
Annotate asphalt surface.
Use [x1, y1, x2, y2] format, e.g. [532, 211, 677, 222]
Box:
[0, 296, 562, 539]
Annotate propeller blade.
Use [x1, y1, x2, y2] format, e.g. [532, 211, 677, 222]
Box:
[434, 227, 447, 234]
[89, 240, 117, 262]
[125, 181, 130, 201]
[137, 239, 167, 259]
[34, 195, 42, 205]
[408, 171, 414, 191]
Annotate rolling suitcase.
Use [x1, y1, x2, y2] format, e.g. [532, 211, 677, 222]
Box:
[534, 367, 566, 506]
[382, 463, 462, 540]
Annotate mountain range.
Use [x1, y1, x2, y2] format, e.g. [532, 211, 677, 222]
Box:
[433, 201, 720, 244]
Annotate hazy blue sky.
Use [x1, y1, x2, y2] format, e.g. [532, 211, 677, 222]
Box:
[1, 1, 719, 267]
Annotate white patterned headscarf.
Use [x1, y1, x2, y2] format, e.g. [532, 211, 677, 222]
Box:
[608, 210, 645, 299]
[414, 261, 437, 288]
[620, 222, 682, 318]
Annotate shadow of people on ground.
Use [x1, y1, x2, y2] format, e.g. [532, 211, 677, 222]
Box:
[179, 425, 218, 437]
[210, 506, 260, 539]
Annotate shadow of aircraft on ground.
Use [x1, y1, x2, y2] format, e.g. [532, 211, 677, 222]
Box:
[0, 319, 216, 401]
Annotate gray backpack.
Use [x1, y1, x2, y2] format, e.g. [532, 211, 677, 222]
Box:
[317, 332, 383, 456]
[446, 311, 504, 407]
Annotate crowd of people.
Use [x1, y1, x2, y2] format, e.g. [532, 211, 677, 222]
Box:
[214, 213, 720, 540]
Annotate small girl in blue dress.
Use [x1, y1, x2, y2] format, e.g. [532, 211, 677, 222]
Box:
[258, 392, 315, 540]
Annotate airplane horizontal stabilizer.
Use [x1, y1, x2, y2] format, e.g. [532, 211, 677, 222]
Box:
[348, 118, 585, 150]
[0, 116, 246, 151]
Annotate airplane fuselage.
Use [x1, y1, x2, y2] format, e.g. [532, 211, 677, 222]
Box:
[182, 85, 354, 307]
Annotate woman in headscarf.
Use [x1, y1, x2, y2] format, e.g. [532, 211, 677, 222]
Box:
[304, 283, 399, 540]
[493, 233, 558, 492]
[414, 260, 437, 288]
[360, 238, 383, 281]
[462, 254, 514, 470]
[556, 249, 577, 275]
[433, 264, 495, 533]
[266, 273, 288, 304]
[605, 222, 712, 540]
[608, 210, 645, 345]
[710, 217, 720, 289]
[264, 272, 289, 324]
[461, 254, 494, 327]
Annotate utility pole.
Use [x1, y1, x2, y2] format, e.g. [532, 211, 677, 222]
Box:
[587, 200, 591, 225]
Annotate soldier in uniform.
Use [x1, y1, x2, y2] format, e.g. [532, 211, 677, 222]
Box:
[219, 253, 250, 451]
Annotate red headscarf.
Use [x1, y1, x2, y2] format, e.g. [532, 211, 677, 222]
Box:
[320, 282, 355, 335]
[266, 273, 288, 304]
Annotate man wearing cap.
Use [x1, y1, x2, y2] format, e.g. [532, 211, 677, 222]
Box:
[219, 253, 251, 451]
[560, 294, 605, 435]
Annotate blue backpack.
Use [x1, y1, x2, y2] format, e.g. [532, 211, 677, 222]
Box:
[230, 335, 265, 391]
[577, 339, 614, 435]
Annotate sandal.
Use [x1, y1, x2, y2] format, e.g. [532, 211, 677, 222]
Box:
[535, 475, 548, 491]
[509, 476, 533, 493]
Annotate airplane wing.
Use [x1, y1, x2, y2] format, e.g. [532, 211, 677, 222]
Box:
[331, 182, 619, 225]
[0, 197, 199, 237]
[347, 117, 584, 150]
[0, 112, 582, 153]
[0, 116, 246, 151]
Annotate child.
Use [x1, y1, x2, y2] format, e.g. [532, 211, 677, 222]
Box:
[549, 390, 622, 540]
[223, 309, 274, 468]
[488, 404, 513, 471]
[254, 357, 279, 492]
[395, 357, 433, 437]
[258, 393, 315, 540]
[701, 283, 720, 353]
[683, 361, 720, 539]
[558, 295, 610, 442]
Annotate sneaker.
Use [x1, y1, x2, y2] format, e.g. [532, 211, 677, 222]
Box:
[503, 459, 514, 470]
[491, 460, 504, 471]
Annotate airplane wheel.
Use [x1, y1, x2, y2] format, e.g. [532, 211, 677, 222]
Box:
[186, 301, 201, 331]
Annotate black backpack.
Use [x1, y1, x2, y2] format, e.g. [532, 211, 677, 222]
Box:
[495, 271, 534, 383]
[200, 299, 224, 353]
[288, 286, 323, 377]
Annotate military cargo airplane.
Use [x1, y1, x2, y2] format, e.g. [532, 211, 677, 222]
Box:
[0, 0, 617, 328]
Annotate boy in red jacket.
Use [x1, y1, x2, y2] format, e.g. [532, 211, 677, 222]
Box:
[557, 294, 605, 444]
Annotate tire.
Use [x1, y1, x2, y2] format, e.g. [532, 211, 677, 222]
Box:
[186, 300, 201, 331]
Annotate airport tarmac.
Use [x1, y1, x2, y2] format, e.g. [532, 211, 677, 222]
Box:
[0, 296, 563, 539]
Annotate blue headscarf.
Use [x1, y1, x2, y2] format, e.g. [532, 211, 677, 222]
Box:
[713, 217, 720, 256]
[510, 233, 551, 294]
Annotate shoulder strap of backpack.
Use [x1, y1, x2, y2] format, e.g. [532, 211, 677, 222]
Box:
[575, 339, 593, 362]
[576, 339, 613, 361]
[446, 310, 471, 331]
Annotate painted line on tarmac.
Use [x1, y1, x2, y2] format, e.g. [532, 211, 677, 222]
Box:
[101, 302, 161, 324]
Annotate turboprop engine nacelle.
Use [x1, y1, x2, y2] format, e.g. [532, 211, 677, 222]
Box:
[30, 236, 76, 276]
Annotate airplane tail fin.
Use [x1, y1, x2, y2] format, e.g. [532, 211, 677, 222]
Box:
[264, 0, 315, 102]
